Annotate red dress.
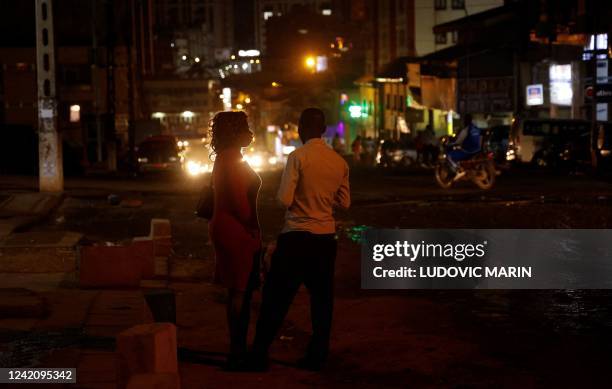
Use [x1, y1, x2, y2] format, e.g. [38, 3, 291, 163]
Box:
[208, 149, 262, 291]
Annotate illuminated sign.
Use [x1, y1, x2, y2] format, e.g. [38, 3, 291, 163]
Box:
[238, 49, 260, 57]
[526, 84, 544, 106]
[549, 64, 573, 106]
[597, 60, 609, 84]
[316, 56, 328, 72]
[597, 103, 608, 121]
[348, 105, 363, 118]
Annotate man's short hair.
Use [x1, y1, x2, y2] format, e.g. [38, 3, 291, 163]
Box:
[300, 108, 326, 132]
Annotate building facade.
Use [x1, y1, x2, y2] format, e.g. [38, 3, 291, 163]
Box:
[254, 0, 347, 53]
[154, 0, 234, 68]
[414, 0, 504, 57]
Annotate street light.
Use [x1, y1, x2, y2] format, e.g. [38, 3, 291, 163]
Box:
[305, 56, 316, 72]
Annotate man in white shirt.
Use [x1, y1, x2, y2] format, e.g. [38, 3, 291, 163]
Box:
[251, 108, 350, 371]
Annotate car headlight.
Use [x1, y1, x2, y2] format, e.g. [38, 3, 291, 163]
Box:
[138, 157, 148, 163]
[168, 156, 178, 162]
[186, 160, 210, 175]
[249, 154, 263, 168]
[186, 160, 201, 176]
[282, 145, 295, 155]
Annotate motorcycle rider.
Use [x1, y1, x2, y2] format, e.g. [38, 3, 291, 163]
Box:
[447, 113, 481, 173]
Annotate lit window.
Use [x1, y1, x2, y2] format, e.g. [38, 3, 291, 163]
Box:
[434, 0, 447, 10]
[596, 33, 608, 50]
[451, 0, 465, 9]
[16, 62, 30, 72]
[69, 105, 80, 122]
[263, 11, 273, 20]
[321, 2, 332, 15]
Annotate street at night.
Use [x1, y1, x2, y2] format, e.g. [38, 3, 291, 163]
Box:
[2, 169, 612, 387]
[2, 0, 612, 388]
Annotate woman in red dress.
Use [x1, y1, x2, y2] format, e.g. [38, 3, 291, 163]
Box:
[208, 111, 261, 370]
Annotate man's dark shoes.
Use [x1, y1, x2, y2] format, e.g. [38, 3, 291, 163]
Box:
[296, 355, 326, 372]
[245, 351, 270, 372]
[223, 354, 250, 372]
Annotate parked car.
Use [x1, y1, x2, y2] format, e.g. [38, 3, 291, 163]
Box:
[506, 118, 591, 169]
[136, 135, 181, 173]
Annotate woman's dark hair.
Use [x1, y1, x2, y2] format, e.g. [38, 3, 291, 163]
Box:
[209, 111, 249, 154]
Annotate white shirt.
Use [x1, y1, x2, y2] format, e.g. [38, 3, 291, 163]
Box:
[278, 138, 350, 234]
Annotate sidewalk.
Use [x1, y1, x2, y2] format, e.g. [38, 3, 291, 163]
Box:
[0, 191, 64, 239]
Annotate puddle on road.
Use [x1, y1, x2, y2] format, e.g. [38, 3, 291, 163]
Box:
[0, 328, 89, 368]
[343, 225, 372, 244]
[448, 290, 612, 337]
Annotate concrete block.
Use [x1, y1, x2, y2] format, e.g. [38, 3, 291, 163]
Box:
[80, 246, 141, 288]
[154, 257, 169, 277]
[153, 238, 172, 257]
[150, 219, 171, 239]
[84, 291, 154, 338]
[116, 323, 178, 388]
[126, 373, 179, 389]
[131, 238, 156, 279]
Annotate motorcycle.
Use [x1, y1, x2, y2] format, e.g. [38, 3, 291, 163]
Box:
[435, 136, 496, 190]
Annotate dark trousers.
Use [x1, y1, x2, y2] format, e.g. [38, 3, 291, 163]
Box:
[253, 231, 337, 360]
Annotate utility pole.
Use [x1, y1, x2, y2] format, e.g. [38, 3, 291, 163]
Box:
[92, 0, 104, 165]
[105, 0, 117, 171]
[35, 0, 63, 192]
